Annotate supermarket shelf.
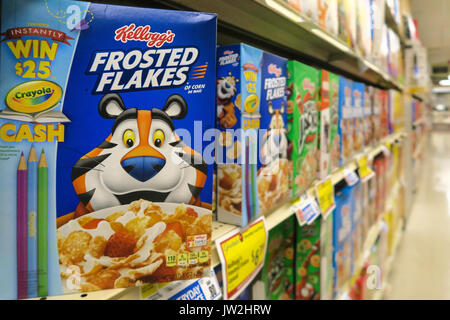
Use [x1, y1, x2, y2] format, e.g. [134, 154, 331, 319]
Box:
[338, 180, 402, 300]
[148, 0, 404, 91]
[384, 2, 406, 46]
[372, 225, 403, 300]
[38, 132, 405, 300]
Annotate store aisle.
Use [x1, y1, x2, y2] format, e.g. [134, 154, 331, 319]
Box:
[386, 131, 450, 300]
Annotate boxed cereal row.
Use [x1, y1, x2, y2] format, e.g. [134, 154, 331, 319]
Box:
[0, 0, 216, 299]
[216, 44, 289, 226]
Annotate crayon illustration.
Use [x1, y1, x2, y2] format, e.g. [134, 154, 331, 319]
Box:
[38, 150, 48, 297]
[17, 153, 28, 299]
[27, 147, 38, 298]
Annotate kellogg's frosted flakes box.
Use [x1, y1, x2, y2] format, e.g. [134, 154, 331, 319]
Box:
[258, 51, 289, 214]
[0, 0, 216, 299]
[352, 81, 364, 153]
[216, 44, 262, 226]
[338, 76, 353, 166]
[287, 61, 319, 197]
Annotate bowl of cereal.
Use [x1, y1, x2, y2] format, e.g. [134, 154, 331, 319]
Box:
[57, 200, 212, 293]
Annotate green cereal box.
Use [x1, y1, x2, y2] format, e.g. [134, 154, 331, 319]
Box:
[295, 219, 321, 300]
[286, 61, 319, 197]
[252, 215, 295, 300]
[318, 70, 331, 179]
[328, 72, 340, 171]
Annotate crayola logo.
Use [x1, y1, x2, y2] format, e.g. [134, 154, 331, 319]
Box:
[5, 80, 62, 114]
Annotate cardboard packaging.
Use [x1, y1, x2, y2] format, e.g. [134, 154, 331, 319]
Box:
[252, 215, 295, 300]
[216, 43, 262, 226]
[329, 72, 340, 171]
[338, 76, 353, 166]
[287, 61, 319, 197]
[352, 81, 365, 154]
[216, 44, 289, 225]
[0, 0, 216, 299]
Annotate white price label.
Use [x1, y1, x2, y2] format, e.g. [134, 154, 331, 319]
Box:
[295, 197, 321, 226]
[343, 168, 359, 186]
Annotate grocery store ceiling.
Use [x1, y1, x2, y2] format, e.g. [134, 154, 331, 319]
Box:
[411, 0, 450, 66]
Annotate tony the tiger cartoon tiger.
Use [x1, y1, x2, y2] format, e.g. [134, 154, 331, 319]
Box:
[71, 93, 208, 216]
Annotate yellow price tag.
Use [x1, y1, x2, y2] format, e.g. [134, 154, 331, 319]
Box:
[358, 156, 374, 181]
[166, 254, 177, 267]
[177, 253, 188, 266]
[189, 252, 198, 265]
[315, 178, 335, 218]
[215, 217, 268, 300]
[198, 250, 209, 263]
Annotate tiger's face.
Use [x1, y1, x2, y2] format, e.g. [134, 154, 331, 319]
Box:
[217, 75, 237, 101]
[72, 93, 207, 212]
[101, 112, 182, 193]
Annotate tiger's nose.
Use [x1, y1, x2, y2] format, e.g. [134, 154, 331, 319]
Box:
[121, 156, 166, 182]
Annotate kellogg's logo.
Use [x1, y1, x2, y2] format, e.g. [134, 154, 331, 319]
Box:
[302, 78, 315, 93]
[268, 63, 282, 77]
[114, 24, 175, 48]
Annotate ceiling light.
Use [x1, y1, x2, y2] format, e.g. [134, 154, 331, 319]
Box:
[439, 79, 450, 86]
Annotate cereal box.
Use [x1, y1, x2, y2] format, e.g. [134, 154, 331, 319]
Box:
[329, 72, 340, 171]
[0, 0, 216, 299]
[352, 81, 364, 153]
[318, 70, 331, 179]
[287, 61, 319, 197]
[380, 89, 389, 137]
[258, 51, 289, 215]
[320, 214, 334, 300]
[284, 0, 302, 13]
[372, 87, 382, 143]
[350, 182, 363, 274]
[320, 0, 339, 37]
[332, 185, 353, 298]
[338, 76, 353, 166]
[252, 215, 295, 300]
[216, 44, 262, 226]
[363, 86, 373, 147]
[337, 0, 357, 48]
[295, 220, 321, 300]
[300, 0, 319, 23]
[356, 0, 372, 58]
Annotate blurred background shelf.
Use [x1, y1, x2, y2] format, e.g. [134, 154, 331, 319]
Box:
[123, 0, 406, 91]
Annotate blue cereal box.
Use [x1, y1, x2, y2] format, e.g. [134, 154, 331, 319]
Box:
[0, 0, 216, 299]
[216, 44, 263, 226]
[350, 182, 363, 274]
[258, 51, 289, 215]
[332, 185, 353, 298]
[352, 81, 364, 153]
[338, 77, 353, 166]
